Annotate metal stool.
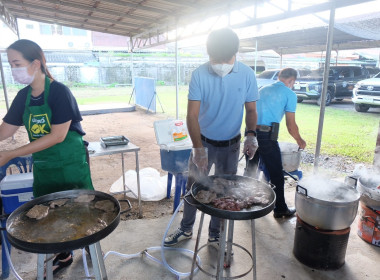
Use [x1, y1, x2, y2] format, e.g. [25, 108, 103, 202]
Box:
[190, 212, 257, 280]
[166, 172, 188, 212]
[37, 242, 107, 280]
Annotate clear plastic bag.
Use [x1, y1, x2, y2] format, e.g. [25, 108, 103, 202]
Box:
[109, 167, 173, 201]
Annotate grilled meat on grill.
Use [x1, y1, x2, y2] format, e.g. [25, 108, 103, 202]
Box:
[196, 178, 271, 211]
[26, 204, 49, 220]
[49, 199, 69, 208]
[195, 189, 217, 204]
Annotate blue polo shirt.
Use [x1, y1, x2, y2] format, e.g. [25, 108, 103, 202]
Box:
[188, 61, 258, 140]
[257, 81, 297, 126]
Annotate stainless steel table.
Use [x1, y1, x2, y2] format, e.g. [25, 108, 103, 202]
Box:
[88, 142, 142, 218]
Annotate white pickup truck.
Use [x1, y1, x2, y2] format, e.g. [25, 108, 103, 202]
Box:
[352, 72, 380, 112]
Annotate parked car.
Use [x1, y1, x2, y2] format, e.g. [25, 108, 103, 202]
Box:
[256, 68, 310, 89]
[293, 66, 370, 106]
[256, 69, 280, 89]
[366, 67, 380, 77]
[352, 72, 380, 112]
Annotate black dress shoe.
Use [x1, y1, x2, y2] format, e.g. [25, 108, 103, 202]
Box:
[273, 207, 296, 218]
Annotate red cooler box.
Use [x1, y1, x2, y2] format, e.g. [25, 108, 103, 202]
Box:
[0, 173, 34, 214]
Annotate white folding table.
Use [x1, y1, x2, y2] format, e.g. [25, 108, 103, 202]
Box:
[88, 141, 142, 218]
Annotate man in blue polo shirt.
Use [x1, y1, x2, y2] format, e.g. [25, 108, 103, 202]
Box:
[165, 28, 259, 248]
[245, 68, 306, 218]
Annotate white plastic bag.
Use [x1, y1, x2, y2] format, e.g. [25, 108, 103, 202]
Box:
[110, 167, 173, 201]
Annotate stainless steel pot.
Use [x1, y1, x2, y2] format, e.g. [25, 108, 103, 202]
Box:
[357, 177, 380, 210]
[345, 174, 380, 210]
[295, 181, 360, 230]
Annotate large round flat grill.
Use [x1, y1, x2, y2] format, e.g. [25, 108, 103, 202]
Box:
[187, 175, 276, 280]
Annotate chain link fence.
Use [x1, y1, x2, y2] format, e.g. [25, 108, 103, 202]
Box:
[0, 51, 207, 112]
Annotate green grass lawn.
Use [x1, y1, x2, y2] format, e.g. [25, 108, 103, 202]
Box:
[1, 85, 378, 163]
[278, 104, 379, 163]
[153, 86, 379, 163]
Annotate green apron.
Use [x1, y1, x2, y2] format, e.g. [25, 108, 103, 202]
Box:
[22, 76, 94, 197]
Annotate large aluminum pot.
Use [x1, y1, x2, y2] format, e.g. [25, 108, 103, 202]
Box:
[295, 177, 360, 230]
[356, 174, 380, 210]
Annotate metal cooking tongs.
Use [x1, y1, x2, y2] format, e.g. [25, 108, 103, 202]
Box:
[283, 170, 299, 182]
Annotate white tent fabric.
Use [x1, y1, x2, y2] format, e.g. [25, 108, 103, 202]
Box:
[323, 12, 380, 40]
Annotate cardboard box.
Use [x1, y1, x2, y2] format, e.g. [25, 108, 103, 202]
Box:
[0, 173, 34, 214]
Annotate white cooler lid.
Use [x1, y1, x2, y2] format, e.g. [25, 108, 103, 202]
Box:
[0, 173, 34, 190]
[154, 119, 192, 151]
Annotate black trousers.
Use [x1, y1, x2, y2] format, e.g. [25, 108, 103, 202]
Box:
[245, 131, 288, 212]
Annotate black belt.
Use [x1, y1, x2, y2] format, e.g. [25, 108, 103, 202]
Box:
[201, 134, 241, 147]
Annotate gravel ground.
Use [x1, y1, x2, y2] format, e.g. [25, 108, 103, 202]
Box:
[300, 151, 372, 177]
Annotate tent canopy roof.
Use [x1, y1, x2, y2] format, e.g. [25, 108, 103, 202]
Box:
[1, 0, 378, 53]
[240, 25, 380, 55]
[1, 0, 254, 38]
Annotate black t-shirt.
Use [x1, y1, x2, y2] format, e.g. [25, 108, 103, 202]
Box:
[3, 81, 85, 136]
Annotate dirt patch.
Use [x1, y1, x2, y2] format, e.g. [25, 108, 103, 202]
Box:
[0, 109, 176, 219]
[81, 109, 177, 220]
[0, 108, 373, 220]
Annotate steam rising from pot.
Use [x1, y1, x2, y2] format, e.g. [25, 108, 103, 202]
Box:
[299, 175, 360, 202]
[353, 164, 380, 189]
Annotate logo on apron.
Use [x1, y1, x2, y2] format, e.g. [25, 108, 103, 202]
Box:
[28, 113, 51, 139]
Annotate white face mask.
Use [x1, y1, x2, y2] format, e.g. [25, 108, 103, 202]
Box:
[211, 63, 234, 77]
[11, 64, 35, 84]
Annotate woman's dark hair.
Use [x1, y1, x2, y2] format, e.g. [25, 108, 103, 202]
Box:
[207, 28, 239, 62]
[7, 39, 53, 79]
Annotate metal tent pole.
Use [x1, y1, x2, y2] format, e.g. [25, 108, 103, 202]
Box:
[0, 55, 10, 112]
[175, 21, 179, 120]
[374, 121, 380, 172]
[314, 3, 336, 172]
[1, 17, 20, 114]
[254, 40, 258, 73]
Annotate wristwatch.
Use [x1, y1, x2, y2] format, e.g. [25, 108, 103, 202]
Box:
[245, 130, 257, 137]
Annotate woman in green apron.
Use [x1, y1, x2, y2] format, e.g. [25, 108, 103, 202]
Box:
[0, 39, 93, 275]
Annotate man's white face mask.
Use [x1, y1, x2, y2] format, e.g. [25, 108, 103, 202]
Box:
[211, 63, 234, 77]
